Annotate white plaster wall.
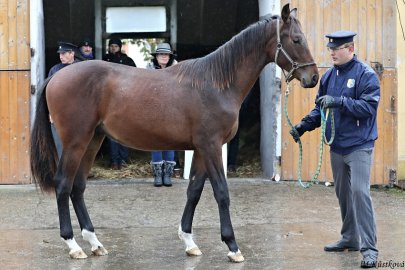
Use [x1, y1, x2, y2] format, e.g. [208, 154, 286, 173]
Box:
[30, 0, 46, 126]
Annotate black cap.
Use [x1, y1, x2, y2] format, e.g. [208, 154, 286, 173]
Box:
[57, 42, 78, 53]
[79, 38, 93, 48]
[325, 30, 357, 48]
[108, 38, 122, 48]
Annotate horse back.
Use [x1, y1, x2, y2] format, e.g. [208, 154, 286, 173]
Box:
[46, 60, 239, 151]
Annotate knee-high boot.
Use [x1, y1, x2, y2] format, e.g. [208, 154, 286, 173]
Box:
[163, 161, 176, 187]
[151, 161, 163, 187]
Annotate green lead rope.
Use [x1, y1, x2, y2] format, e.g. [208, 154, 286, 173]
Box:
[283, 84, 335, 188]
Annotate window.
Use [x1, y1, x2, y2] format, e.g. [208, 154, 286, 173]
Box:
[106, 6, 166, 33]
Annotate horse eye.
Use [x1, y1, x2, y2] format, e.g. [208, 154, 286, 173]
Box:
[293, 39, 301, 44]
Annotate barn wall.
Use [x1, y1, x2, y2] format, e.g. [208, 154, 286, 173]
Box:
[281, 0, 397, 185]
[397, 1, 405, 180]
[0, 0, 31, 184]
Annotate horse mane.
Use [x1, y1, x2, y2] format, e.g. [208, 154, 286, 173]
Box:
[177, 17, 277, 90]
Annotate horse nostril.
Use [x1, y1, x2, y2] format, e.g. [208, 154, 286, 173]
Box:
[312, 74, 319, 84]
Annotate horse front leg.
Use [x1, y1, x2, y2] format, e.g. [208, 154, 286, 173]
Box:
[179, 151, 207, 256]
[204, 145, 244, 263]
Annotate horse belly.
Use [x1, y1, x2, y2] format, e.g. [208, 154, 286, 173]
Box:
[102, 118, 193, 151]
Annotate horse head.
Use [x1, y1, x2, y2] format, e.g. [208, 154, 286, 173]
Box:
[270, 4, 319, 88]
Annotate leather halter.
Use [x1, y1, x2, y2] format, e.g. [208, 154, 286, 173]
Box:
[274, 19, 316, 82]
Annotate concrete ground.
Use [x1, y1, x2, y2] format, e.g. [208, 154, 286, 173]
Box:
[0, 178, 405, 270]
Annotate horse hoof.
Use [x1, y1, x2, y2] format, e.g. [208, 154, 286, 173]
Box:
[186, 247, 202, 256]
[92, 246, 109, 256]
[69, 249, 88, 259]
[227, 250, 244, 263]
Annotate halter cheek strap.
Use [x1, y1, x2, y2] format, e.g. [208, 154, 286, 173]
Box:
[274, 19, 316, 83]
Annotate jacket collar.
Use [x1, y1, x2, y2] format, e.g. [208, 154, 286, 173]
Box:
[334, 55, 358, 72]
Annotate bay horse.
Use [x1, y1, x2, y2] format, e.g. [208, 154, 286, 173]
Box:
[30, 4, 318, 262]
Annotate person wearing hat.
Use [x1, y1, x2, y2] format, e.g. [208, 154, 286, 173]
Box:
[103, 38, 136, 66]
[289, 30, 380, 268]
[147, 42, 178, 187]
[102, 38, 136, 170]
[79, 38, 94, 60]
[48, 42, 80, 77]
[48, 42, 81, 160]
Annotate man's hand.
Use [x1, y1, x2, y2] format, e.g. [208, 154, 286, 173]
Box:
[316, 95, 343, 108]
[289, 123, 306, 143]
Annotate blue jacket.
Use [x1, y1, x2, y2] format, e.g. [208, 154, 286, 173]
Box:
[48, 59, 81, 77]
[300, 55, 380, 155]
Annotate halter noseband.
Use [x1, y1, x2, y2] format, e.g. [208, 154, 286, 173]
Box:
[274, 19, 316, 83]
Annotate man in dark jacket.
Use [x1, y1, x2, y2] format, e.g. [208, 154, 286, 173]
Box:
[48, 42, 81, 158]
[102, 38, 136, 170]
[103, 38, 136, 66]
[290, 31, 380, 269]
[48, 42, 80, 77]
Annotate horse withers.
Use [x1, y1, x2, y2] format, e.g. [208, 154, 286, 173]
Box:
[30, 4, 318, 262]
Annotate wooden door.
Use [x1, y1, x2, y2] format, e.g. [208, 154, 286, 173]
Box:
[281, 0, 397, 185]
[0, 0, 31, 184]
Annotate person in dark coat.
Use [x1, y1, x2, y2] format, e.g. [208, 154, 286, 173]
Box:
[48, 42, 80, 77]
[290, 31, 380, 269]
[102, 38, 136, 170]
[78, 38, 94, 60]
[48, 42, 81, 158]
[103, 38, 136, 66]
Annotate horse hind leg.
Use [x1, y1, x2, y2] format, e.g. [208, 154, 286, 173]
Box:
[71, 175, 108, 257]
[70, 133, 108, 256]
[178, 151, 207, 256]
[55, 148, 88, 259]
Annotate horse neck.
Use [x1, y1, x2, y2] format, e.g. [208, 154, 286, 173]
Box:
[176, 19, 278, 102]
[229, 22, 277, 102]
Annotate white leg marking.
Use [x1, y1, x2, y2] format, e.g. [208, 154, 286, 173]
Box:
[178, 225, 202, 256]
[63, 237, 88, 258]
[63, 237, 82, 254]
[227, 249, 245, 263]
[82, 229, 103, 251]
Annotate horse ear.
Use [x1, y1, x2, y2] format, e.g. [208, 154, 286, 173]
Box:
[281, 3, 290, 23]
[290, 8, 298, 18]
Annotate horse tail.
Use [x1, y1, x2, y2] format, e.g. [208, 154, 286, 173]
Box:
[30, 77, 57, 193]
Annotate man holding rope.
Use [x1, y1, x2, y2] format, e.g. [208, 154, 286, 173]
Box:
[289, 31, 380, 268]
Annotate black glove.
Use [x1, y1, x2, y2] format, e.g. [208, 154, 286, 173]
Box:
[316, 95, 343, 108]
[289, 122, 306, 143]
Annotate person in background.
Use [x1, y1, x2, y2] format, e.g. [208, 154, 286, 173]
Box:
[102, 38, 136, 170]
[78, 38, 94, 60]
[147, 42, 177, 187]
[289, 31, 379, 269]
[48, 42, 81, 159]
[103, 38, 136, 66]
[227, 80, 259, 173]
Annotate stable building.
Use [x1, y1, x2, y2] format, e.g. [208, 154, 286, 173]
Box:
[0, 0, 402, 187]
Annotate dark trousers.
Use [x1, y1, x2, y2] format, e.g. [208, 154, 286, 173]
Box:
[51, 124, 62, 159]
[330, 149, 378, 259]
[228, 129, 240, 166]
[109, 138, 128, 165]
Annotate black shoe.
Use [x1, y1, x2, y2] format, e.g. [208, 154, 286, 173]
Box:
[111, 163, 121, 170]
[228, 165, 237, 173]
[361, 255, 377, 268]
[324, 240, 359, 252]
